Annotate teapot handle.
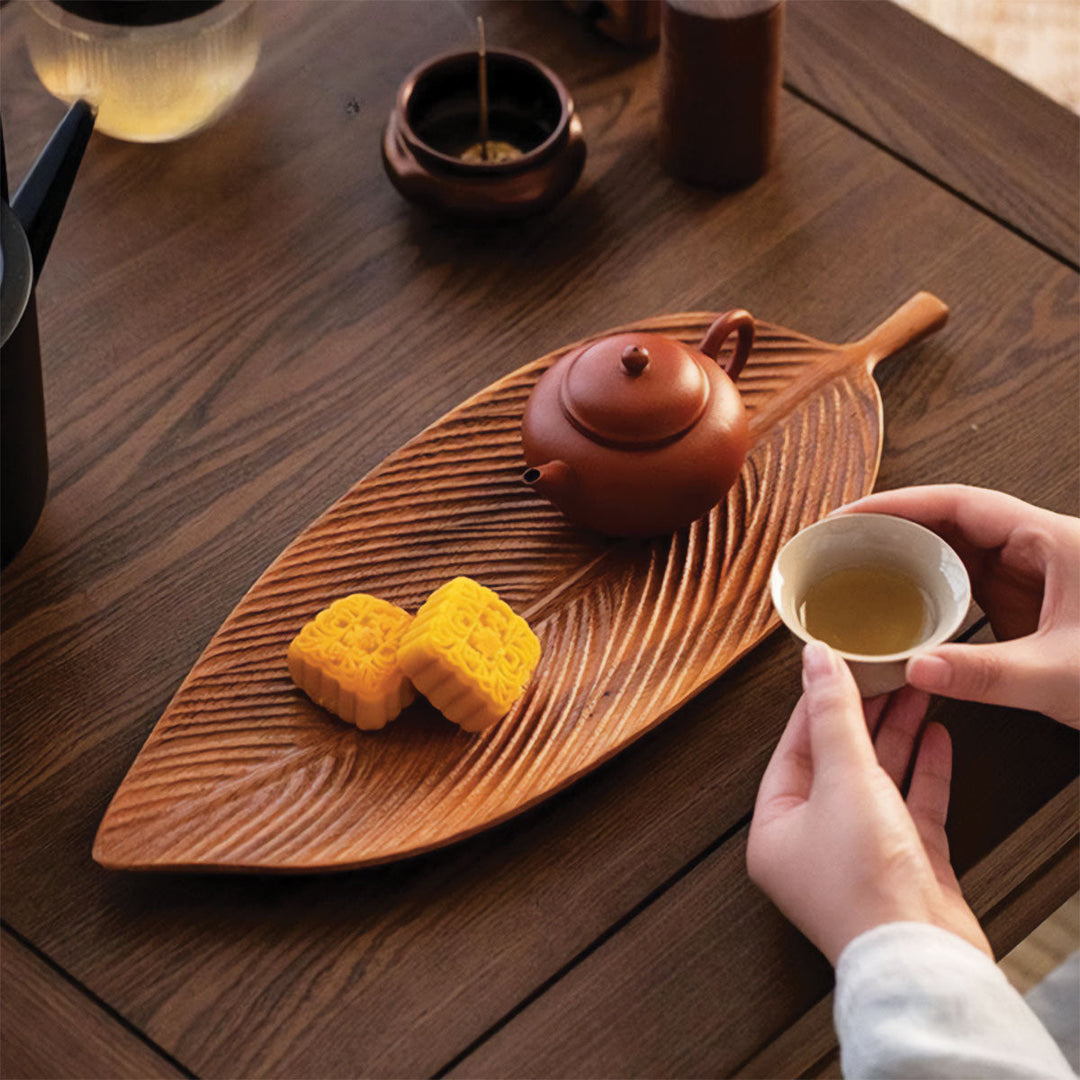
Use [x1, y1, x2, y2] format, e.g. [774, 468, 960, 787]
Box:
[699, 310, 755, 382]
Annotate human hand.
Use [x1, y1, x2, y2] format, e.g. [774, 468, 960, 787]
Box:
[747, 641, 990, 966]
[840, 485, 1080, 727]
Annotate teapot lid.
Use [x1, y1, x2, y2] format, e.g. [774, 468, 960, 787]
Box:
[560, 333, 709, 447]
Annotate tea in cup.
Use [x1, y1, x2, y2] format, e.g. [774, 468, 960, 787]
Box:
[770, 513, 971, 696]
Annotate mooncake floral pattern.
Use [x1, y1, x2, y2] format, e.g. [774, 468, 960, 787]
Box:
[397, 577, 542, 732]
[287, 595, 415, 730]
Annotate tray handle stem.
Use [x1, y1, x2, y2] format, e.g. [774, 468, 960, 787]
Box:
[857, 292, 949, 370]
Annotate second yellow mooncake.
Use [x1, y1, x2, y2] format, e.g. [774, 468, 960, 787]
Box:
[397, 577, 541, 732]
[288, 594, 415, 730]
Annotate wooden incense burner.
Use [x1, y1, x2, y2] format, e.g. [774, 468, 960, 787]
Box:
[521, 311, 755, 536]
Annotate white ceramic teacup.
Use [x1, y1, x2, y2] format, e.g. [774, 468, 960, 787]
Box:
[770, 513, 972, 697]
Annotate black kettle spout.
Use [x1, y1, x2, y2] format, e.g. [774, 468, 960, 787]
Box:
[9, 99, 96, 286]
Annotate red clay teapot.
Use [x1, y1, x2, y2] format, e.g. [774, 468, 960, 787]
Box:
[521, 311, 754, 537]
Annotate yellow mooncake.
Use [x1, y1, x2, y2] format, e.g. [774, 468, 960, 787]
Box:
[396, 577, 541, 732]
[287, 594, 415, 730]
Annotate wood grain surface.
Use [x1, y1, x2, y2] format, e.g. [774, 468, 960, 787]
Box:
[784, 0, 1080, 266]
[452, 779, 1080, 1080]
[0, 929, 185, 1080]
[94, 297, 946, 872]
[1001, 893, 1080, 995]
[894, 0, 1080, 112]
[1, 1, 1077, 1076]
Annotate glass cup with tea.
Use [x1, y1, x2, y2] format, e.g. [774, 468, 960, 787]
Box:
[25, 1, 260, 143]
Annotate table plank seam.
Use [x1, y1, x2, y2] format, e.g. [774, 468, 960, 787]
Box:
[983, 836, 1080, 947]
[0, 919, 200, 1080]
[783, 82, 1080, 274]
[432, 806, 757, 1078]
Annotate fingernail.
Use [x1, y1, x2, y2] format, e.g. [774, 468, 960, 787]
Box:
[826, 500, 860, 517]
[908, 654, 952, 692]
[802, 640, 836, 688]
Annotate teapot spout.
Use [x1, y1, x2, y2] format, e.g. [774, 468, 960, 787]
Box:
[522, 459, 576, 504]
[10, 100, 96, 286]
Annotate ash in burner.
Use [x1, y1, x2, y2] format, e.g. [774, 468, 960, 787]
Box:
[460, 140, 524, 164]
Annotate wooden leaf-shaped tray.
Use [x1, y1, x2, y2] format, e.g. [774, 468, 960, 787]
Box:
[94, 293, 948, 872]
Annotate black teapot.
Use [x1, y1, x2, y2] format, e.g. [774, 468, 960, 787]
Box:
[1, 100, 95, 566]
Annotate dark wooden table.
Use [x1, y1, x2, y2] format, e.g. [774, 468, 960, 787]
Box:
[2, 2, 1077, 1077]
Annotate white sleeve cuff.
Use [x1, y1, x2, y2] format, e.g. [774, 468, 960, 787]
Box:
[834, 922, 1077, 1079]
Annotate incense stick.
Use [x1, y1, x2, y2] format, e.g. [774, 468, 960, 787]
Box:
[477, 16, 489, 161]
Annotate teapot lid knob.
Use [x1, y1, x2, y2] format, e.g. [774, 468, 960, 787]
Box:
[620, 344, 649, 376]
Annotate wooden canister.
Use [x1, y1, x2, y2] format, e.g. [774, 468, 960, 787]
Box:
[658, 0, 784, 189]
